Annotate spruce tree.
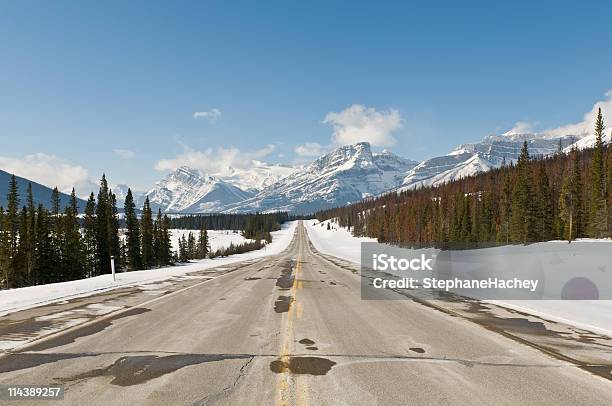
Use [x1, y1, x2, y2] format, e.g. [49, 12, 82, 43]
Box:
[536, 164, 553, 241]
[510, 142, 536, 243]
[108, 191, 121, 268]
[95, 175, 111, 274]
[63, 189, 86, 280]
[160, 214, 173, 265]
[4, 175, 20, 287]
[124, 189, 141, 271]
[587, 108, 607, 237]
[25, 184, 36, 284]
[571, 149, 585, 237]
[83, 193, 98, 277]
[140, 197, 154, 269]
[198, 225, 209, 259]
[34, 204, 55, 284]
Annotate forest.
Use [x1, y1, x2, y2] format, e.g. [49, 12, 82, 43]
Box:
[0, 176, 287, 289]
[316, 109, 612, 249]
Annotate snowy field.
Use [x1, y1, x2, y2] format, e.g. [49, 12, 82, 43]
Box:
[169, 229, 254, 252]
[0, 221, 297, 317]
[306, 219, 612, 336]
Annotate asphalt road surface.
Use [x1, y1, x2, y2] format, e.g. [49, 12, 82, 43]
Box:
[1, 221, 611, 405]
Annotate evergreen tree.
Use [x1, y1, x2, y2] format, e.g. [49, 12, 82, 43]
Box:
[587, 108, 607, 237]
[63, 189, 86, 280]
[160, 214, 173, 265]
[536, 164, 553, 241]
[108, 191, 121, 268]
[510, 142, 536, 243]
[197, 225, 209, 259]
[83, 193, 98, 277]
[95, 175, 111, 274]
[34, 204, 56, 284]
[141, 197, 154, 269]
[571, 149, 585, 237]
[4, 175, 20, 287]
[124, 189, 141, 271]
[24, 184, 37, 284]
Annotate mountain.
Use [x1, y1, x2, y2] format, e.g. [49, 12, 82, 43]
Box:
[224, 142, 418, 214]
[142, 167, 255, 213]
[220, 162, 298, 193]
[399, 132, 580, 191]
[0, 170, 87, 211]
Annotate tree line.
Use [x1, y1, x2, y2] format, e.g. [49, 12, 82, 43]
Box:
[316, 108, 612, 248]
[169, 212, 288, 232]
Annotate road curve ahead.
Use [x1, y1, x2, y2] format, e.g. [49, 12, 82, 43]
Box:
[0, 221, 611, 405]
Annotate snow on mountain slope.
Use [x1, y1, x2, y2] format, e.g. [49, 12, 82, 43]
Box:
[225, 142, 418, 214]
[400, 132, 579, 191]
[221, 161, 298, 192]
[143, 167, 254, 213]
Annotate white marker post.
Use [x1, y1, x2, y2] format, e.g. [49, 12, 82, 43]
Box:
[110, 256, 116, 282]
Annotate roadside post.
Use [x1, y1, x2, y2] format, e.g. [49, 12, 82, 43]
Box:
[111, 256, 116, 282]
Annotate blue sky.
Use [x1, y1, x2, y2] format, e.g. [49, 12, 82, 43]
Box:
[1, 1, 611, 194]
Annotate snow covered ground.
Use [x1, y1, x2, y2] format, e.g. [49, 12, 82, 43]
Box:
[169, 229, 254, 252]
[0, 221, 297, 317]
[306, 219, 612, 336]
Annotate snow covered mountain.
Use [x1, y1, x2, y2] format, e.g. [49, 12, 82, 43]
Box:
[220, 161, 298, 193]
[399, 132, 580, 191]
[224, 142, 418, 214]
[142, 167, 255, 213]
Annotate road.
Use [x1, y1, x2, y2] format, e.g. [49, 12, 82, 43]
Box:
[0, 221, 611, 405]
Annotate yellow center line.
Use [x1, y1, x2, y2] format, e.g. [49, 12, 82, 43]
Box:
[276, 224, 307, 406]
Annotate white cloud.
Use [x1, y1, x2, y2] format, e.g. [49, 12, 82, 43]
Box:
[504, 121, 535, 135]
[545, 90, 612, 137]
[155, 144, 276, 175]
[294, 142, 328, 157]
[0, 153, 97, 196]
[323, 104, 402, 147]
[113, 149, 135, 159]
[193, 108, 222, 123]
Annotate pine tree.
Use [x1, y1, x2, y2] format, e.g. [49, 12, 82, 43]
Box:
[95, 175, 111, 274]
[83, 193, 98, 277]
[124, 189, 141, 271]
[535, 164, 553, 241]
[108, 191, 121, 268]
[571, 149, 585, 237]
[160, 214, 173, 265]
[510, 142, 536, 243]
[34, 204, 55, 284]
[4, 175, 20, 287]
[198, 225, 209, 259]
[47, 187, 66, 280]
[178, 234, 188, 262]
[63, 189, 86, 280]
[587, 108, 607, 237]
[187, 232, 197, 260]
[25, 184, 37, 284]
[559, 168, 575, 242]
[141, 197, 154, 269]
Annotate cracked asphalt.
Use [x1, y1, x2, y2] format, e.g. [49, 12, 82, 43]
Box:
[0, 221, 611, 405]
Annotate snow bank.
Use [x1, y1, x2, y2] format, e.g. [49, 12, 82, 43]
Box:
[306, 219, 612, 336]
[0, 221, 297, 317]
